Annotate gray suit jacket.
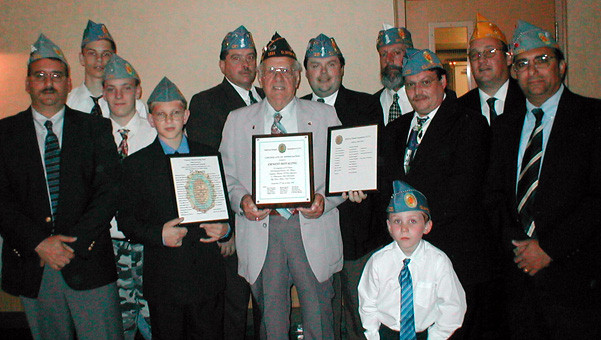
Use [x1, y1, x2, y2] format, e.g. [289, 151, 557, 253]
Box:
[220, 97, 344, 284]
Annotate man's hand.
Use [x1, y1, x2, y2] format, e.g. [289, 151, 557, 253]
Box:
[35, 235, 77, 270]
[342, 190, 367, 203]
[200, 223, 229, 243]
[298, 193, 325, 219]
[512, 239, 552, 276]
[162, 217, 187, 247]
[218, 235, 236, 257]
[241, 194, 270, 221]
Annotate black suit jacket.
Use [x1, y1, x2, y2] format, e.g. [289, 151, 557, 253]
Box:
[485, 88, 601, 306]
[118, 138, 232, 303]
[187, 78, 264, 149]
[302, 86, 387, 260]
[457, 78, 525, 124]
[378, 94, 494, 286]
[0, 107, 120, 298]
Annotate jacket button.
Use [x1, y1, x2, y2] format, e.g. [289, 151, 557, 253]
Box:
[45, 216, 52, 223]
[262, 223, 267, 228]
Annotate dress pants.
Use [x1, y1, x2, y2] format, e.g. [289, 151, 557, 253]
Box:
[251, 213, 335, 340]
[21, 265, 123, 340]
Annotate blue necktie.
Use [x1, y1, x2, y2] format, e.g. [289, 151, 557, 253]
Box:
[44, 120, 61, 217]
[399, 258, 416, 340]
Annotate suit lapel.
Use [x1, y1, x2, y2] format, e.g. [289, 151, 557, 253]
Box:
[411, 97, 456, 168]
[220, 78, 247, 113]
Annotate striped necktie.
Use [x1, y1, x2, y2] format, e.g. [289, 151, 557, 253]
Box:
[517, 108, 544, 237]
[90, 96, 103, 116]
[399, 258, 417, 340]
[389, 93, 402, 123]
[44, 121, 61, 216]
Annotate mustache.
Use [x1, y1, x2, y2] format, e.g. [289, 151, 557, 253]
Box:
[41, 87, 57, 94]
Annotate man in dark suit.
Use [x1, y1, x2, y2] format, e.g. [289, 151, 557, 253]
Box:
[378, 49, 492, 339]
[118, 77, 232, 339]
[485, 21, 601, 339]
[373, 24, 415, 126]
[186, 25, 263, 339]
[301, 33, 385, 340]
[458, 14, 524, 125]
[0, 34, 122, 339]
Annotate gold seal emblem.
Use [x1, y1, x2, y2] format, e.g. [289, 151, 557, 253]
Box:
[404, 193, 417, 208]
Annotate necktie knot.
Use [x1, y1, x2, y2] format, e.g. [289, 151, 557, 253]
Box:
[393, 93, 399, 102]
[486, 97, 497, 106]
[44, 120, 53, 130]
[90, 96, 103, 116]
[403, 258, 411, 266]
[249, 91, 258, 104]
[416, 117, 428, 127]
[532, 108, 544, 122]
[118, 128, 130, 140]
[317, 98, 325, 103]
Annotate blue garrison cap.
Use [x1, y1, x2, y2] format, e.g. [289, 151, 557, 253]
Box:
[510, 20, 559, 56]
[103, 54, 139, 81]
[28, 34, 68, 66]
[402, 49, 443, 77]
[387, 180, 430, 218]
[377, 23, 413, 49]
[305, 34, 343, 59]
[81, 20, 115, 49]
[221, 25, 255, 52]
[147, 77, 187, 108]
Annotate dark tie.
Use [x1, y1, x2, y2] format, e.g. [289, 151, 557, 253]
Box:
[517, 108, 544, 237]
[271, 112, 287, 135]
[317, 98, 325, 103]
[90, 96, 103, 116]
[117, 129, 130, 159]
[249, 91, 258, 105]
[44, 121, 61, 216]
[487, 97, 498, 122]
[389, 93, 402, 123]
[404, 117, 429, 173]
[399, 258, 417, 340]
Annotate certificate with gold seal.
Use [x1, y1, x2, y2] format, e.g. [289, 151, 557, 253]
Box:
[252, 133, 315, 209]
[326, 124, 378, 195]
[169, 155, 231, 224]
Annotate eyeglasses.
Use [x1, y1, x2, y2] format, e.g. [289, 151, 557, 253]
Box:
[405, 78, 439, 90]
[513, 54, 556, 73]
[83, 49, 113, 60]
[30, 71, 66, 82]
[264, 66, 296, 78]
[152, 111, 185, 121]
[468, 48, 505, 61]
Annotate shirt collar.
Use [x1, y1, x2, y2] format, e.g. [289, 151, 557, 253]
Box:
[32, 106, 65, 127]
[159, 135, 190, 154]
[478, 78, 509, 103]
[526, 84, 564, 116]
[311, 89, 339, 106]
[394, 239, 425, 263]
[226, 77, 258, 105]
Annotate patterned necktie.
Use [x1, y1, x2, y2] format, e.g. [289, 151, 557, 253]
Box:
[44, 121, 61, 216]
[517, 108, 544, 237]
[389, 93, 402, 123]
[271, 112, 287, 135]
[90, 96, 103, 116]
[403, 117, 429, 173]
[487, 97, 498, 122]
[317, 98, 325, 103]
[117, 128, 130, 159]
[249, 91, 258, 105]
[399, 258, 417, 340]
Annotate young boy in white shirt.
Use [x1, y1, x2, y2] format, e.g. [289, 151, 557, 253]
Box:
[358, 180, 466, 339]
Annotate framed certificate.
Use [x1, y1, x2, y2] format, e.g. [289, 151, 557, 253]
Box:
[169, 155, 231, 224]
[252, 133, 315, 209]
[326, 124, 378, 196]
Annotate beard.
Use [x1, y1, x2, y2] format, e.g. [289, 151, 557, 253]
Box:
[380, 64, 404, 90]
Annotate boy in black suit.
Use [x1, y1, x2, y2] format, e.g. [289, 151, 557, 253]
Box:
[118, 77, 232, 339]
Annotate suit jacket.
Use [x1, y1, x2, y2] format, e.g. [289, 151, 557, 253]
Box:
[302, 86, 387, 260]
[118, 138, 232, 303]
[187, 78, 265, 149]
[0, 107, 120, 298]
[220, 97, 344, 284]
[457, 78, 524, 124]
[378, 94, 494, 286]
[485, 88, 601, 306]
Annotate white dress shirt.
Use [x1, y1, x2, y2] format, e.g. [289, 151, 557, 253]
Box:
[311, 90, 339, 106]
[67, 82, 148, 118]
[478, 79, 510, 125]
[380, 86, 412, 125]
[226, 78, 262, 106]
[358, 240, 466, 340]
[262, 98, 300, 134]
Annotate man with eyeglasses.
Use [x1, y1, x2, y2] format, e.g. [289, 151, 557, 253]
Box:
[458, 14, 524, 125]
[0, 34, 123, 339]
[187, 25, 263, 340]
[373, 24, 415, 126]
[485, 20, 601, 339]
[67, 20, 148, 118]
[379, 49, 491, 339]
[220, 33, 351, 339]
[102, 54, 156, 340]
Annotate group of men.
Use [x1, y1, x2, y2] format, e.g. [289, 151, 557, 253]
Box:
[0, 12, 599, 340]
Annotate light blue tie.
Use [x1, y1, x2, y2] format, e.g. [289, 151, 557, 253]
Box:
[44, 120, 61, 217]
[399, 258, 417, 340]
[269, 112, 294, 219]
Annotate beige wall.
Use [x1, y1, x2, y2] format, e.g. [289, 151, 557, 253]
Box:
[0, 0, 394, 118]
